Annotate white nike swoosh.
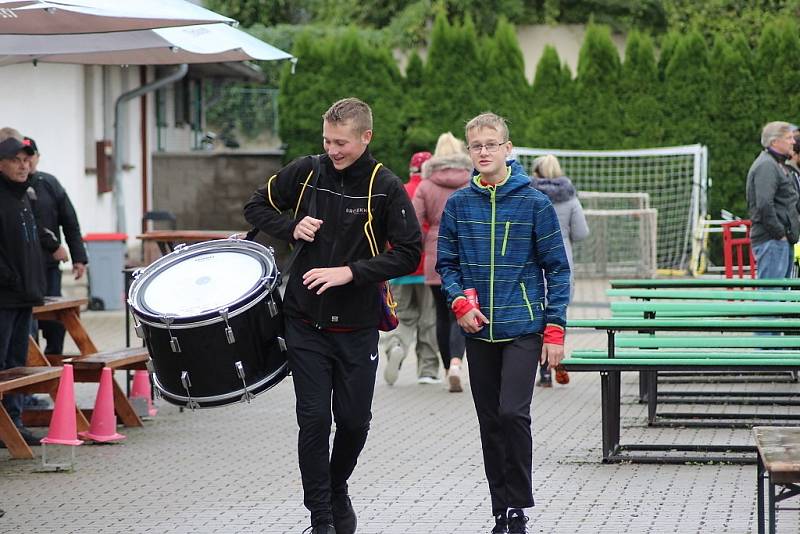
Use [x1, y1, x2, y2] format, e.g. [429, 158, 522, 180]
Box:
[370, 353, 378, 361]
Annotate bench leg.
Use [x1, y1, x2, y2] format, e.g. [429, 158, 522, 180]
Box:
[638, 371, 647, 403]
[768, 474, 776, 534]
[111, 378, 143, 428]
[0, 404, 34, 459]
[600, 371, 622, 462]
[757, 454, 765, 534]
[647, 371, 658, 425]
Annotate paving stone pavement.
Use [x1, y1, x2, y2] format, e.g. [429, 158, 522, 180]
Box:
[1, 278, 799, 533]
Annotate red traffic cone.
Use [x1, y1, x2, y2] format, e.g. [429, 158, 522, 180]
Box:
[41, 364, 83, 446]
[78, 368, 125, 443]
[130, 370, 157, 417]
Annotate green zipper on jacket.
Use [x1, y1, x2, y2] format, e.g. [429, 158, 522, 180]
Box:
[520, 282, 534, 320]
[489, 186, 496, 340]
[501, 220, 510, 256]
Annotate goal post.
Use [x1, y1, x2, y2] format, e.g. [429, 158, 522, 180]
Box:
[513, 144, 708, 276]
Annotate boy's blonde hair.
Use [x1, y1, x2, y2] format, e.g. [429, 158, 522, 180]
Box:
[434, 132, 467, 158]
[323, 97, 373, 134]
[532, 154, 563, 179]
[465, 112, 509, 142]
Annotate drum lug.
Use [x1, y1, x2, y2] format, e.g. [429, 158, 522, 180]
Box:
[131, 267, 143, 280]
[180, 371, 199, 410]
[277, 337, 287, 352]
[219, 308, 236, 344]
[235, 361, 253, 404]
[160, 314, 181, 352]
[146, 359, 155, 374]
[267, 297, 278, 318]
[174, 243, 188, 253]
[132, 316, 145, 339]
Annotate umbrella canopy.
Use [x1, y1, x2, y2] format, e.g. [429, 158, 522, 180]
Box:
[0, 0, 233, 35]
[0, 23, 292, 65]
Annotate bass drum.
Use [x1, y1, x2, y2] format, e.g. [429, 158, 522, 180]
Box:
[128, 239, 288, 409]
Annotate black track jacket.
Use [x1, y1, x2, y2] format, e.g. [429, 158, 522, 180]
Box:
[244, 150, 422, 329]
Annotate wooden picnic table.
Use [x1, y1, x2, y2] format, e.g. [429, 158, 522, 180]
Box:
[27, 296, 143, 429]
[754, 426, 800, 534]
[610, 278, 800, 289]
[137, 230, 242, 256]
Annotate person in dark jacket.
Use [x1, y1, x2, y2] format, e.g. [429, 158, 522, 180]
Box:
[746, 121, 800, 279]
[244, 98, 421, 534]
[24, 136, 88, 355]
[0, 133, 45, 447]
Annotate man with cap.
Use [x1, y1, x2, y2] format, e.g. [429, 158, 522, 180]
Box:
[24, 136, 88, 356]
[0, 129, 46, 447]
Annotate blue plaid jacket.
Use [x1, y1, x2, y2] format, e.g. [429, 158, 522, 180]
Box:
[436, 160, 571, 342]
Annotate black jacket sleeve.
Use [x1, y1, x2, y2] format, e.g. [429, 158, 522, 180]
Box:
[347, 171, 422, 285]
[243, 156, 313, 242]
[54, 180, 88, 264]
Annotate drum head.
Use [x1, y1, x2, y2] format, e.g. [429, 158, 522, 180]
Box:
[130, 240, 278, 322]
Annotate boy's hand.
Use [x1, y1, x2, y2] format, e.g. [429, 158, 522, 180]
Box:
[303, 266, 353, 294]
[457, 308, 488, 334]
[293, 216, 323, 242]
[540, 343, 564, 369]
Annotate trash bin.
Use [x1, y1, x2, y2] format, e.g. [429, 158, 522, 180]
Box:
[83, 233, 128, 310]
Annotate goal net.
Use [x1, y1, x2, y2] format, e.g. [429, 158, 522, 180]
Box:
[513, 145, 708, 275]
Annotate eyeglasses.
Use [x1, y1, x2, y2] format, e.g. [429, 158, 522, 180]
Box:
[468, 141, 507, 154]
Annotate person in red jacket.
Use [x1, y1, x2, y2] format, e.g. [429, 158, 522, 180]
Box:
[381, 151, 441, 385]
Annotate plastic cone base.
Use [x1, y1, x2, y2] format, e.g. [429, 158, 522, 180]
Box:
[79, 368, 125, 443]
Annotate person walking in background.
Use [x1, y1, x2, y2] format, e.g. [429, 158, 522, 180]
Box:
[437, 112, 570, 534]
[381, 151, 440, 386]
[413, 132, 472, 392]
[530, 154, 589, 387]
[746, 121, 800, 280]
[24, 136, 88, 356]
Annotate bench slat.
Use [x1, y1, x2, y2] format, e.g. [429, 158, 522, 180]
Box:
[563, 357, 800, 366]
[569, 318, 800, 330]
[607, 288, 800, 301]
[0, 367, 62, 394]
[571, 350, 800, 359]
[610, 278, 800, 289]
[612, 301, 800, 315]
[66, 347, 149, 370]
[615, 335, 800, 348]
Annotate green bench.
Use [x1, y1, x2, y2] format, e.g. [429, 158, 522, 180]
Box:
[610, 301, 800, 318]
[607, 288, 800, 302]
[562, 351, 800, 464]
[564, 317, 800, 464]
[609, 278, 800, 289]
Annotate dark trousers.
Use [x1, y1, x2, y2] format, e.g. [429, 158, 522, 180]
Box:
[0, 307, 33, 426]
[430, 286, 466, 370]
[38, 265, 65, 355]
[285, 317, 379, 524]
[466, 334, 541, 515]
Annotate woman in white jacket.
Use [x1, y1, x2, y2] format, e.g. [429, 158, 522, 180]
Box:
[531, 154, 590, 387]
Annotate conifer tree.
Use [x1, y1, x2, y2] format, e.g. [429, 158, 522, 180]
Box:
[619, 30, 663, 148]
[662, 31, 711, 146]
[707, 35, 759, 220]
[657, 31, 680, 81]
[527, 45, 573, 148]
[756, 19, 800, 125]
[401, 52, 436, 157]
[574, 23, 622, 148]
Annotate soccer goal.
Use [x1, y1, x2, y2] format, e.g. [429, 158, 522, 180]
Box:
[514, 145, 708, 276]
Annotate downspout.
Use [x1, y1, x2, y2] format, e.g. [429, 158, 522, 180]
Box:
[113, 63, 188, 234]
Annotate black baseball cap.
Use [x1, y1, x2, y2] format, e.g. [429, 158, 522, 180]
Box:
[0, 137, 35, 159]
[22, 136, 38, 154]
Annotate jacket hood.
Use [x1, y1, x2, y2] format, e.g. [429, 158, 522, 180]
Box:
[422, 153, 472, 184]
[469, 159, 532, 198]
[531, 176, 576, 203]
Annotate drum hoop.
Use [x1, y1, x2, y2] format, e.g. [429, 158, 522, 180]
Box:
[129, 239, 279, 322]
[131, 288, 276, 329]
[152, 361, 289, 406]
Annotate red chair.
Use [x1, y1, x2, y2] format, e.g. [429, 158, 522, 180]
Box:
[721, 220, 756, 279]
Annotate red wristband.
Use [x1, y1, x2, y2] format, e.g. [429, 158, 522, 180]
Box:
[543, 324, 564, 345]
[451, 297, 474, 320]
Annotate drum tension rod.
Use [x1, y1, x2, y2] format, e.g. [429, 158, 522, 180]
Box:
[132, 316, 145, 339]
[219, 308, 235, 344]
[267, 295, 279, 318]
[161, 314, 181, 353]
[235, 361, 254, 404]
[180, 371, 199, 410]
[146, 361, 161, 399]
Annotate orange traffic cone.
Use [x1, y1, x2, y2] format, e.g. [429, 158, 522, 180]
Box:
[130, 370, 157, 417]
[78, 368, 125, 443]
[41, 364, 83, 447]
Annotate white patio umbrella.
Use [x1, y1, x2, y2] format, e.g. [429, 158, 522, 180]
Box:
[0, 0, 233, 34]
[0, 23, 292, 65]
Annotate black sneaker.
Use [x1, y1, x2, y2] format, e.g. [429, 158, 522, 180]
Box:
[302, 523, 336, 534]
[491, 512, 508, 533]
[507, 509, 528, 534]
[332, 493, 356, 534]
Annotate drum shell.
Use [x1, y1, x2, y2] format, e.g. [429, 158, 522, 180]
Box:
[138, 292, 287, 408]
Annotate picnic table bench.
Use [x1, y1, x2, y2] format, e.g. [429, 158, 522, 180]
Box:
[607, 288, 800, 302]
[754, 426, 800, 534]
[610, 278, 800, 289]
[564, 317, 800, 463]
[0, 367, 62, 459]
[610, 301, 800, 318]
